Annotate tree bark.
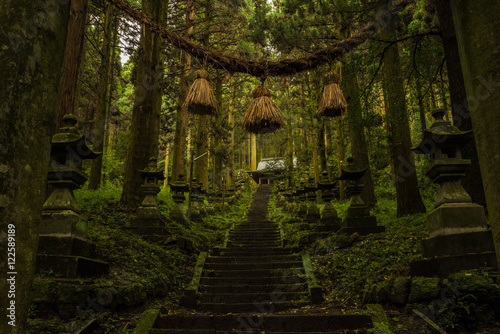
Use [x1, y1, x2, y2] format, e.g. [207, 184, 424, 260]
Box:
[228, 77, 235, 188]
[171, 0, 194, 183]
[336, 117, 347, 200]
[54, 0, 89, 133]
[163, 143, 170, 188]
[415, 76, 427, 132]
[345, 67, 377, 207]
[381, 24, 426, 217]
[434, 0, 487, 208]
[251, 133, 257, 171]
[120, 0, 166, 209]
[449, 0, 500, 268]
[89, 2, 113, 190]
[0, 1, 70, 332]
[213, 76, 225, 190]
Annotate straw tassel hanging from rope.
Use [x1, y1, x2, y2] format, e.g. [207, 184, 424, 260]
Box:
[317, 72, 347, 117]
[242, 85, 284, 134]
[183, 69, 218, 116]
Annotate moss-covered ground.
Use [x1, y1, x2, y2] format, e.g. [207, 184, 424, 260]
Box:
[269, 185, 500, 334]
[27, 181, 254, 333]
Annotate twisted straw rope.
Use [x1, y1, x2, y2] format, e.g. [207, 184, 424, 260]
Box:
[107, 0, 414, 77]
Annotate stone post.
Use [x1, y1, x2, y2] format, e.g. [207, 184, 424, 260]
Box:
[128, 157, 166, 237]
[316, 171, 341, 233]
[339, 157, 384, 235]
[169, 174, 189, 224]
[37, 115, 108, 278]
[410, 109, 496, 276]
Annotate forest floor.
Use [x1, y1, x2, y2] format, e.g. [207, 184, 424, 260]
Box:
[26, 182, 500, 334]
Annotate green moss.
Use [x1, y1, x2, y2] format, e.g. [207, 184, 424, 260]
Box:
[408, 277, 441, 303]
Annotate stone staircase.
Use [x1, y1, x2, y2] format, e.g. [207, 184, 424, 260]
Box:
[148, 184, 371, 333]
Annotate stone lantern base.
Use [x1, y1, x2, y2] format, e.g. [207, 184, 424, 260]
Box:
[339, 205, 385, 236]
[128, 206, 167, 238]
[410, 203, 497, 277]
[315, 203, 341, 234]
[37, 211, 109, 278]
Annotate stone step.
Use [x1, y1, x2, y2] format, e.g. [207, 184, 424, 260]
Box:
[226, 242, 282, 247]
[221, 248, 291, 257]
[200, 275, 307, 286]
[200, 283, 307, 294]
[227, 238, 281, 243]
[151, 328, 366, 333]
[204, 261, 303, 271]
[229, 232, 281, 239]
[231, 229, 280, 234]
[203, 268, 304, 278]
[205, 255, 301, 264]
[200, 291, 306, 303]
[199, 300, 308, 313]
[154, 314, 372, 332]
[233, 224, 279, 229]
[151, 329, 366, 334]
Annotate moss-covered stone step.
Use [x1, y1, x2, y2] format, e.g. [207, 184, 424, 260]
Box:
[200, 275, 307, 286]
[204, 261, 303, 271]
[153, 314, 371, 332]
[202, 268, 304, 278]
[199, 300, 309, 313]
[200, 283, 307, 294]
[205, 255, 301, 264]
[200, 291, 305, 303]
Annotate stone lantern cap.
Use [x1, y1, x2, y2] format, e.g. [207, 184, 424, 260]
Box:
[317, 171, 337, 191]
[339, 157, 367, 181]
[191, 178, 202, 194]
[304, 176, 317, 192]
[139, 157, 165, 183]
[170, 174, 189, 193]
[51, 114, 100, 166]
[413, 109, 473, 156]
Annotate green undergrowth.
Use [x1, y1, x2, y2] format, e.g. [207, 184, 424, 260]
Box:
[28, 181, 253, 333]
[269, 187, 428, 308]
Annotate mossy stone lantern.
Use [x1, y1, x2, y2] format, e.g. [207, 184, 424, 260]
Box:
[305, 176, 320, 225]
[37, 114, 108, 278]
[43, 114, 100, 214]
[316, 171, 341, 233]
[296, 181, 308, 217]
[129, 157, 166, 237]
[189, 178, 204, 223]
[410, 109, 496, 276]
[169, 174, 189, 224]
[339, 157, 384, 235]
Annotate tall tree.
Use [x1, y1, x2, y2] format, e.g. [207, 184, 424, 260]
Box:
[120, 0, 166, 209]
[381, 23, 426, 217]
[0, 1, 71, 332]
[344, 61, 377, 207]
[171, 0, 194, 183]
[434, 0, 486, 208]
[54, 0, 89, 133]
[449, 0, 500, 267]
[89, 2, 114, 189]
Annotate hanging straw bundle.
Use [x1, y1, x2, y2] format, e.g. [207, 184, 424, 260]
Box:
[242, 86, 284, 134]
[317, 72, 347, 117]
[183, 69, 218, 116]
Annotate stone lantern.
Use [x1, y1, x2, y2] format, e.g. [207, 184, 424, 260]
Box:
[169, 174, 189, 224]
[129, 157, 166, 237]
[410, 109, 496, 276]
[296, 181, 308, 218]
[189, 178, 204, 223]
[316, 171, 341, 233]
[37, 114, 108, 278]
[339, 157, 384, 235]
[305, 176, 320, 225]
